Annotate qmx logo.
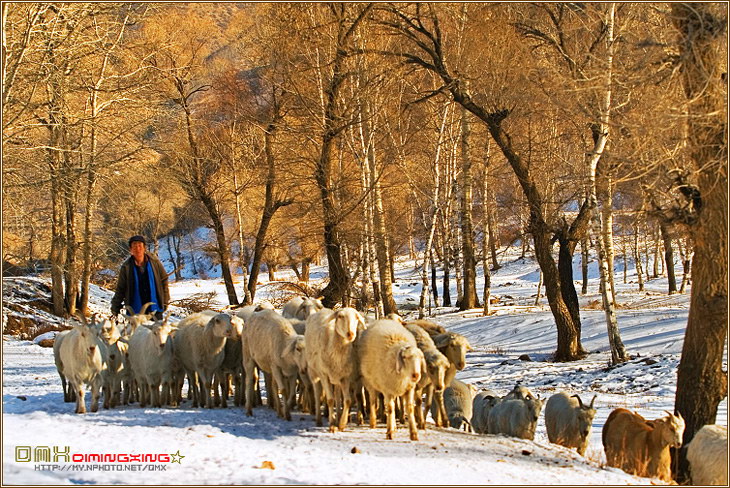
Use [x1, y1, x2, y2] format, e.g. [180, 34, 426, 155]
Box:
[15, 446, 185, 472]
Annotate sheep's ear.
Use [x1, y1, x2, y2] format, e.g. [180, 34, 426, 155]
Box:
[396, 347, 407, 374]
[433, 333, 449, 348]
[283, 338, 298, 357]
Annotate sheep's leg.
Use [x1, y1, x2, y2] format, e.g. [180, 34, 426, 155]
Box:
[413, 386, 425, 430]
[137, 378, 147, 408]
[423, 385, 434, 425]
[367, 388, 378, 429]
[253, 367, 262, 407]
[312, 378, 324, 427]
[73, 381, 86, 414]
[338, 381, 352, 431]
[234, 372, 243, 407]
[320, 377, 337, 432]
[103, 382, 111, 410]
[396, 396, 405, 424]
[384, 394, 396, 440]
[199, 370, 213, 408]
[91, 377, 101, 413]
[436, 391, 447, 427]
[243, 358, 257, 416]
[263, 372, 277, 411]
[151, 381, 161, 408]
[284, 376, 297, 415]
[271, 367, 289, 420]
[187, 370, 199, 408]
[405, 388, 418, 441]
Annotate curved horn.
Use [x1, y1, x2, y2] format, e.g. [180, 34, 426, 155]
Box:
[139, 302, 155, 316]
[124, 305, 135, 316]
[589, 394, 597, 409]
[571, 394, 584, 408]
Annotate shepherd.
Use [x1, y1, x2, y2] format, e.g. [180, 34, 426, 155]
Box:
[111, 235, 170, 320]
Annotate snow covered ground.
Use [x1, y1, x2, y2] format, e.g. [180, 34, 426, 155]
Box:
[2, 248, 727, 485]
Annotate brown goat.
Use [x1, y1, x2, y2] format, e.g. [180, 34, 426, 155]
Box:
[602, 408, 685, 482]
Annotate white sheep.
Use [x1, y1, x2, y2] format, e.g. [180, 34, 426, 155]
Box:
[471, 389, 499, 434]
[122, 302, 155, 336]
[234, 302, 274, 324]
[53, 330, 74, 402]
[127, 314, 173, 408]
[544, 392, 597, 456]
[358, 319, 424, 441]
[487, 395, 544, 440]
[405, 319, 447, 337]
[213, 316, 245, 408]
[437, 378, 477, 432]
[687, 424, 728, 486]
[96, 318, 127, 409]
[304, 307, 365, 432]
[282, 296, 324, 320]
[602, 408, 685, 482]
[242, 309, 305, 420]
[173, 311, 241, 408]
[404, 323, 450, 429]
[432, 331, 472, 389]
[58, 317, 105, 413]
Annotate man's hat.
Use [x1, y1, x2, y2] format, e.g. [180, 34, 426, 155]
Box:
[128, 235, 146, 246]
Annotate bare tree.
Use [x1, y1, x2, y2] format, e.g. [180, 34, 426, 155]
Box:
[671, 3, 728, 482]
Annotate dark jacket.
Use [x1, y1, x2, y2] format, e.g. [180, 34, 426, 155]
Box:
[111, 251, 170, 315]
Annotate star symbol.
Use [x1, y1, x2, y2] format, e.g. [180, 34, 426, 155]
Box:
[170, 450, 185, 464]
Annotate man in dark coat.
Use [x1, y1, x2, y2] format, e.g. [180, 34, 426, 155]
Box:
[111, 235, 170, 319]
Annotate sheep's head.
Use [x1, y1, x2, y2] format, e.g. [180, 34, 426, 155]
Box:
[507, 384, 536, 401]
[659, 411, 685, 448]
[209, 313, 235, 338]
[572, 394, 598, 440]
[73, 314, 101, 356]
[97, 318, 121, 346]
[230, 315, 244, 338]
[396, 345, 423, 384]
[385, 313, 404, 324]
[435, 333, 470, 370]
[332, 308, 364, 343]
[148, 314, 172, 350]
[123, 303, 155, 335]
[424, 349, 450, 393]
[286, 336, 307, 374]
[297, 298, 324, 320]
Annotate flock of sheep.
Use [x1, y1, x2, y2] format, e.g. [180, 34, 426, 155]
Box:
[52, 297, 727, 485]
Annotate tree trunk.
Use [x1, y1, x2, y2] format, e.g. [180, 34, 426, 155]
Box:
[633, 219, 645, 291]
[481, 140, 492, 316]
[652, 226, 660, 278]
[233, 172, 252, 305]
[430, 251, 439, 307]
[49, 166, 65, 317]
[365, 108, 397, 315]
[659, 221, 677, 294]
[200, 192, 239, 306]
[678, 238, 691, 294]
[586, 3, 628, 366]
[600, 174, 617, 305]
[247, 124, 291, 302]
[459, 105, 479, 310]
[441, 248, 452, 307]
[672, 4, 728, 482]
[581, 237, 589, 295]
[487, 199, 500, 271]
